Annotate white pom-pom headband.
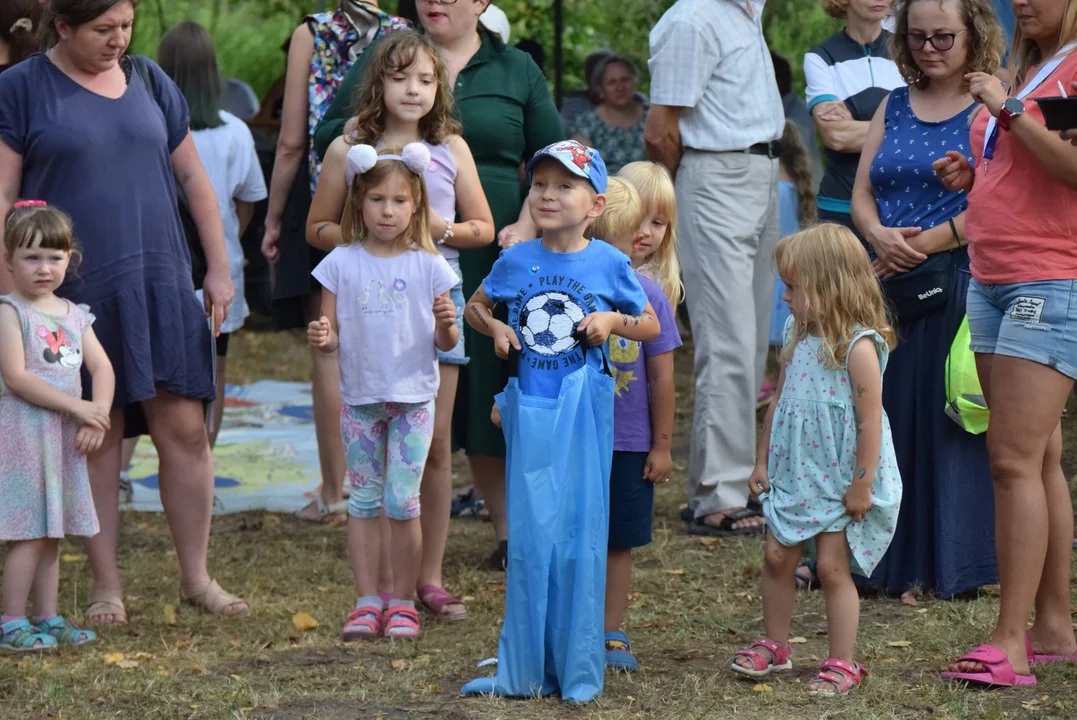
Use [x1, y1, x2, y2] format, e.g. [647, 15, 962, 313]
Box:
[346, 142, 431, 185]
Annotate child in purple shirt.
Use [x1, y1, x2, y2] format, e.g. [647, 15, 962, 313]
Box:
[590, 178, 682, 672]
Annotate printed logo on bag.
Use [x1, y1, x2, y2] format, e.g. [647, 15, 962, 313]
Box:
[918, 287, 943, 301]
[1009, 296, 1046, 324]
[510, 275, 598, 371]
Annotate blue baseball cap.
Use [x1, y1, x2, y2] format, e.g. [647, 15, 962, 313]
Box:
[525, 140, 608, 194]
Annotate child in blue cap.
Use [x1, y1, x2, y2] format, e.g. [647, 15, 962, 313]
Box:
[462, 141, 660, 702]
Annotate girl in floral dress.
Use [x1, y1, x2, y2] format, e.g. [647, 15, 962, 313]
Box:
[729, 223, 902, 696]
[0, 203, 114, 652]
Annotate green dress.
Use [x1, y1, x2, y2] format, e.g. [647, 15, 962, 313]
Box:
[314, 28, 563, 457]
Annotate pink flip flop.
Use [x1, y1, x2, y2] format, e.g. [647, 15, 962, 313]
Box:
[417, 584, 468, 621]
[1026, 633, 1077, 665]
[940, 644, 1037, 687]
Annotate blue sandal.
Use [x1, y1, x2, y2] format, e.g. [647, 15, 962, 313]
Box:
[1, 618, 57, 653]
[605, 630, 639, 672]
[36, 616, 97, 647]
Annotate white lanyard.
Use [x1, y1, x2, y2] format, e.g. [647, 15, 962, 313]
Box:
[984, 41, 1077, 148]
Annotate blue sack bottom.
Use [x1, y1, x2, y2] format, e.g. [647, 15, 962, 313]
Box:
[462, 364, 615, 704]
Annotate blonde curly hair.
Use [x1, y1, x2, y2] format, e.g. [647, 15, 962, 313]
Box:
[889, 0, 1003, 90]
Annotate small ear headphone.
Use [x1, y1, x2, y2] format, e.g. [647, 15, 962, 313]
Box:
[346, 143, 432, 185]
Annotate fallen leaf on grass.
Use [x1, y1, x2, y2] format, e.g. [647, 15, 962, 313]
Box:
[391, 659, 407, 670]
[230, 636, 243, 649]
[698, 537, 721, 548]
[789, 637, 808, 644]
[814, 629, 828, 636]
[917, 608, 929, 614]
[901, 594, 919, 607]
[461, 596, 475, 603]
[190, 666, 204, 675]
[291, 612, 319, 632]
[134, 652, 154, 660]
[882, 658, 898, 664]
[103, 652, 126, 665]
[888, 640, 913, 648]
[666, 568, 686, 576]
[157, 669, 170, 677]
[61, 553, 86, 563]
[752, 683, 773, 692]
[163, 605, 177, 626]
[116, 660, 139, 670]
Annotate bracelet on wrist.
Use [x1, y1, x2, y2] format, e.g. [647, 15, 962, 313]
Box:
[437, 217, 455, 246]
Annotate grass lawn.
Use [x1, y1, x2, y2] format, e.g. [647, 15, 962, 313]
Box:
[2, 328, 1076, 720]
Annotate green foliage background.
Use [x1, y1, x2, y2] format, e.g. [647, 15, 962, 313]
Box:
[129, 0, 841, 102]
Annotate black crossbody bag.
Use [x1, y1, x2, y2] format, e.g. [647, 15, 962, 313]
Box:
[880, 249, 956, 325]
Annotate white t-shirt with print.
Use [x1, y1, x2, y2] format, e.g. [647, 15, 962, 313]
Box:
[192, 111, 267, 334]
[312, 244, 458, 406]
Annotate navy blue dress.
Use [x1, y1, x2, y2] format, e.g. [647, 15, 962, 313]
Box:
[0, 55, 215, 437]
[865, 87, 997, 597]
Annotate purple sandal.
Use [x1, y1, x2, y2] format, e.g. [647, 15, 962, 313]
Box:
[417, 584, 468, 621]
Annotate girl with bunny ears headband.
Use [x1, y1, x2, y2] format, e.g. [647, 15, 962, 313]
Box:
[339, 144, 438, 255]
[305, 29, 495, 626]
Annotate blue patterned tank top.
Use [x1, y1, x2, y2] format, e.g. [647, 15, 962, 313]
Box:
[868, 86, 974, 231]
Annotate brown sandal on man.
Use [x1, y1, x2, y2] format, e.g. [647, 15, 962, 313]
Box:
[87, 589, 127, 625]
[180, 579, 249, 615]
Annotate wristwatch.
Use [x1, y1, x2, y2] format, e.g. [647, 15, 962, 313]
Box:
[998, 97, 1025, 131]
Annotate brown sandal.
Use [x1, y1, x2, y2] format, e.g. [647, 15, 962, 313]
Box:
[86, 589, 127, 625]
[180, 579, 249, 615]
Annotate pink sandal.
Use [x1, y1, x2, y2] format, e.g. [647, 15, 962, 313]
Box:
[730, 638, 793, 678]
[1025, 634, 1077, 665]
[341, 604, 382, 641]
[807, 658, 868, 697]
[417, 584, 468, 621]
[940, 644, 1036, 687]
[383, 605, 421, 639]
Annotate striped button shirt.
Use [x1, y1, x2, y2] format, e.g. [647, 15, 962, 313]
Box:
[648, 0, 784, 153]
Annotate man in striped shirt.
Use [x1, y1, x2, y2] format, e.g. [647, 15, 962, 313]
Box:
[645, 0, 784, 537]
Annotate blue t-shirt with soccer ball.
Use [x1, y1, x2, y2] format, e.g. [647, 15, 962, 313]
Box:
[483, 238, 648, 399]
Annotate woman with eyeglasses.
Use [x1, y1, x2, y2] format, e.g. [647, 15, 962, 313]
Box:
[805, 0, 905, 237]
[933, 0, 1077, 688]
[843, 0, 1004, 602]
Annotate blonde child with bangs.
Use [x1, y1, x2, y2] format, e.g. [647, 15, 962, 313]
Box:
[617, 162, 683, 308]
[307, 144, 461, 641]
[307, 30, 495, 621]
[589, 177, 682, 673]
[730, 223, 901, 697]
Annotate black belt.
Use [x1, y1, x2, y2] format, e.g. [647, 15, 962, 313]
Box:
[747, 141, 780, 159]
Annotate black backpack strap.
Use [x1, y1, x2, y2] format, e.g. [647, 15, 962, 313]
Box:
[128, 54, 160, 105]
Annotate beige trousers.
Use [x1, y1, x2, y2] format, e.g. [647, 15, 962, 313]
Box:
[677, 150, 780, 519]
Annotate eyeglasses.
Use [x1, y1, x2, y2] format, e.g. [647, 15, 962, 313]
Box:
[903, 29, 967, 51]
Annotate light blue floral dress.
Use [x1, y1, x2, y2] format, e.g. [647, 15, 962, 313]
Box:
[761, 317, 902, 576]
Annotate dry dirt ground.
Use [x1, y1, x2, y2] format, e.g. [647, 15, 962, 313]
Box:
[2, 329, 1076, 719]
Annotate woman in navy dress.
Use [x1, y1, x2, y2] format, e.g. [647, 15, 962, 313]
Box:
[0, 0, 247, 621]
[847, 0, 1005, 598]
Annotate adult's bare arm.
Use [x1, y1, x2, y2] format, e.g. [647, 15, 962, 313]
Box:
[644, 105, 685, 176]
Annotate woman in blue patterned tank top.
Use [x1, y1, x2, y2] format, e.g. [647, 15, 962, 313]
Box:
[844, 0, 1005, 600]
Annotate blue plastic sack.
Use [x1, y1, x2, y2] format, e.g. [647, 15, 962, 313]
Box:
[461, 350, 614, 704]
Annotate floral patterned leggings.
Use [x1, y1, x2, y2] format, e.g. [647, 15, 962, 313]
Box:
[341, 401, 435, 520]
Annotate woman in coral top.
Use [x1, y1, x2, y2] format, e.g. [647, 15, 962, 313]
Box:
[933, 0, 1077, 689]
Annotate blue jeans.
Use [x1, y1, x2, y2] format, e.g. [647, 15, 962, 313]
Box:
[436, 256, 468, 365]
[967, 278, 1077, 380]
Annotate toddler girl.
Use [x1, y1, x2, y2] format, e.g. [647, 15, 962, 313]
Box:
[617, 161, 684, 308]
[730, 223, 902, 696]
[308, 30, 494, 618]
[589, 178, 682, 673]
[0, 202, 115, 652]
[307, 144, 460, 640]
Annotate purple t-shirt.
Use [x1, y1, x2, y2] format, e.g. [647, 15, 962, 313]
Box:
[610, 274, 681, 452]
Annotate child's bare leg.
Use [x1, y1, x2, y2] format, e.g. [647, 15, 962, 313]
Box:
[735, 531, 800, 670]
[30, 539, 60, 620]
[2, 540, 47, 619]
[605, 548, 633, 632]
[815, 532, 857, 663]
[347, 516, 383, 599]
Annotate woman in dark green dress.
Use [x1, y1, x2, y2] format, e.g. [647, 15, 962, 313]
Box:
[315, 0, 562, 580]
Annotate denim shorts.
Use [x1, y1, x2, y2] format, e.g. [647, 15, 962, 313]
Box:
[967, 278, 1077, 380]
[437, 255, 469, 366]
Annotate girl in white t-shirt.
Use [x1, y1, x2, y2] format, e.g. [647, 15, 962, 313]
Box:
[308, 143, 459, 640]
